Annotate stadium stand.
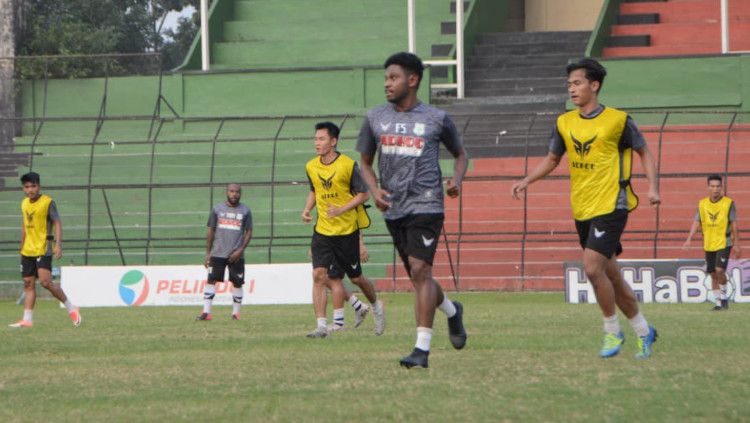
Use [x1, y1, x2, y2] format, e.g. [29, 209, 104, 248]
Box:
[1, 0, 749, 293]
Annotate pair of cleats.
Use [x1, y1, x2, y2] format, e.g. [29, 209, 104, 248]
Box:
[196, 313, 240, 321]
[599, 325, 658, 359]
[353, 301, 387, 336]
[711, 299, 729, 311]
[8, 308, 82, 328]
[400, 301, 467, 369]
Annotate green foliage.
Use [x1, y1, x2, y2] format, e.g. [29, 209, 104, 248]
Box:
[1, 293, 749, 422]
[15, 0, 200, 77]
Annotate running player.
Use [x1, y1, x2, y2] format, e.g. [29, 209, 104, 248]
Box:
[511, 58, 660, 359]
[303, 121, 385, 338]
[9, 172, 81, 328]
[682, 174, 742, 310]
[357, 52, 468, 368]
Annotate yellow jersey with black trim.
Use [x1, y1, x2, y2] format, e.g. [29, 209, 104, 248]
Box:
[557, 107, 638, 221]
[306, 153, 370, 236]
[698, 196, 734, 252]
[21, 194, 56, 256]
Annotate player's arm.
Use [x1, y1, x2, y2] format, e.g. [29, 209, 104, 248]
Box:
[327, 192, 369, 218]
[682, 219, 701, 249]
[730, 221, 741, 258]
[48, 201, 62, 259]
[52, 218, 63, 259]
[634, 145, 660, 207]
[441, 115, 468, 198]
[302, 191, 316, 223]
[20, 222, 25, 251]
[205, 208, 217, 268]
[356, 115, 391, 211]
[229, 228, 253, 264]
[730, 203, 741, 258]
[511, 152, 562, 199]
[359, 231, 369, 263]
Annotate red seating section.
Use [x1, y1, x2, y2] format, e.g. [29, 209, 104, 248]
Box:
[604, 0, 750, 58]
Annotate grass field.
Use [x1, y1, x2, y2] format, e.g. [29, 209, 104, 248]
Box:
[1, 292, 749, 422]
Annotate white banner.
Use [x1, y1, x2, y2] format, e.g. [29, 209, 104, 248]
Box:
[565, 259, 750, 304]
[61, 264, 313, 307]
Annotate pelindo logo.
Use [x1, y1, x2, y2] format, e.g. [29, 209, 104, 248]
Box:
[119, 270, 150, 306]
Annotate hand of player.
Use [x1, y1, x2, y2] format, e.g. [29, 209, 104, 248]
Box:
[445, 179, 460, 198]
[204, 254, 211, 268]
[326, 204, 345, 218]
[301, 210, 313, 223]
[733, 245, 742, 259]
[53, 243, 62, 259]
[681, 240, 691, 250]
[511, 179, 528, 200]
[373, 188, 392, 211]
[228, 249, 242, 264]
[648, 189, 661, 207]
[360, 244, 369, 263]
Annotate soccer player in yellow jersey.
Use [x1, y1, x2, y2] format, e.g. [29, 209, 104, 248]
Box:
[302, 122, 385, 338]
[10, 172, 81, 328]
[682, 174, 742, 310]
[511, 59, 660, 359]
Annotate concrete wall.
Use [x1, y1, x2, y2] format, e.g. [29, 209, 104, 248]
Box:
[525, 0, 605, 31]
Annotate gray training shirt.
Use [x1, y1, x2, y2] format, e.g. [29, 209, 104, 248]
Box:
[356, 102, 464, 220]
[207, 202, 253, 258]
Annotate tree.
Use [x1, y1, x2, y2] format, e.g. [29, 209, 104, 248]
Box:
[15, 0, 200, 77]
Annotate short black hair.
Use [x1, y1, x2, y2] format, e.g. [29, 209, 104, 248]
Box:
[707, 174, 723, 184]
[384, 52, 424, 86]
[315, 121, 340, 140]
[566, 58, 607, 93]
[20, 172, 40, 185]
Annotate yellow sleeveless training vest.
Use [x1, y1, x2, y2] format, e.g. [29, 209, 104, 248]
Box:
[21, 194, 53, 256]
[306, 153, 370, 236]
[698, 196, 733, 252]
[557, 107, 638, 221]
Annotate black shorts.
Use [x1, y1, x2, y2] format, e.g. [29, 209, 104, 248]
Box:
[574, 209, 628, 259]
[311, 230, 362, 279]
[705, 247, 732, 273]
[385, 213, 444, 275]
[21, 255, 52, 278]
[207, 257, 245, 287]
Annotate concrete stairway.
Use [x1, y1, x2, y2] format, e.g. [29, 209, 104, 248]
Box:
[435, 31, 590, 159]
[604, 0, 750, 58]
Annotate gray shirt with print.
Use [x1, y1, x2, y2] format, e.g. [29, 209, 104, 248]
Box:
[356, 102, 464, 220]
[207, 202, 253, 258]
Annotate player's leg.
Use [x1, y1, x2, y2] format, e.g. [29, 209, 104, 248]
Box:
[397, 214, 465, 369]
[37, 257, 81, 326]
[336, 231, 381, 330]
[706, 251, 722, 310]
[10, 258, 36, 327]
[716, 247, 730, 310]
[307, 266, 330, 338]
[327, 275, 346, 331]
[228, 258, 245, 320]
[198, 257, 225, 321]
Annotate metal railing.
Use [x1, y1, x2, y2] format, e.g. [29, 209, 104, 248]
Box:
[1, 108, 748, 289]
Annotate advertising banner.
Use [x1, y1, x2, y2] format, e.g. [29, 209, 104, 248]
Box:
[565, 259, 750, 304]
[61, 264, 313, 307]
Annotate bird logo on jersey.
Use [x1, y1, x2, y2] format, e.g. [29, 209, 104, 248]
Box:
[25, 211, 35, 222]
[707, 211, 719, 222]
[571, 132, 596, 160]
[318, 172, 335, 190]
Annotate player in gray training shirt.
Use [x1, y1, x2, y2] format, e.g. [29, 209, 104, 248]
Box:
[197, 183, 253, 321]
[357, 52, 468, 369]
